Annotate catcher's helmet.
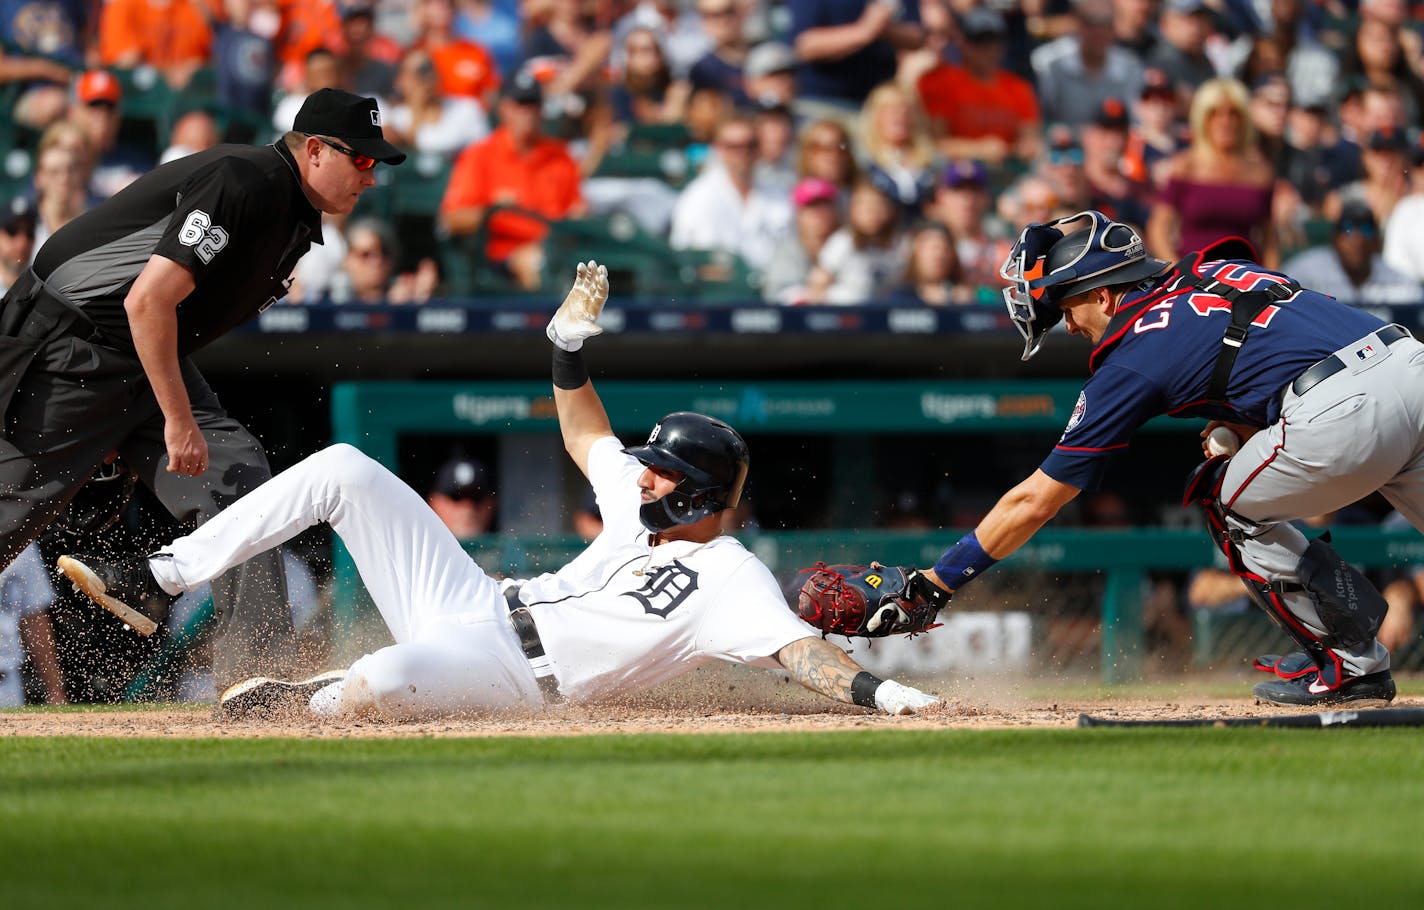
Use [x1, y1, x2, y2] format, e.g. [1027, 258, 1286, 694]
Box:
[1000, 210, 1169, 360]
[622, 412, 749, 532]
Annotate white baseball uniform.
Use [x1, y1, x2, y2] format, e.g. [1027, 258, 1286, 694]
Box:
[148, 441, 819, 718]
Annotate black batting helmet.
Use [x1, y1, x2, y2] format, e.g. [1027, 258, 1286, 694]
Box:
[622, 412, 749, 532]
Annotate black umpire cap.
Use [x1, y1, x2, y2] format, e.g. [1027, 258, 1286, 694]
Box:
[294, 88, 407, 165]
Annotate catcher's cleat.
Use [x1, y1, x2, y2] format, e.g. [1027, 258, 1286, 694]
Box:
[217, 671, 348, 719]
[1252, 651, 1315, 678]
[1253, 668, 1396, 708]
[56, 553, 166, 636]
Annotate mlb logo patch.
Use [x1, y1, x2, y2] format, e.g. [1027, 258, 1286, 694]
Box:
[370, 109, 382, 127]
[1356, 344, 1376, 361]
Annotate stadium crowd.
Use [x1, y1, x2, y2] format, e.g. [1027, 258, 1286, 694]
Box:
[4, 0, 1424, 304]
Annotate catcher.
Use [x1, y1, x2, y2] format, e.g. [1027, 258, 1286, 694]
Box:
[799, 210, 1422, 710]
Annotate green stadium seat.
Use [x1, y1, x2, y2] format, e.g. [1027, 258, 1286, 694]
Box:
[387, 154, 454, 268]
[436, 204, 549, 298]
[674, 248, 761, 303]
[625, 122, 692, 150]
[590, 147, 691, 187]
[390, 154, 453, 217]
[540, 213, 683, 299]
[0, 146, 35, 200]
[113, 67, 175, 122]
[1302, 217, 1333, 247]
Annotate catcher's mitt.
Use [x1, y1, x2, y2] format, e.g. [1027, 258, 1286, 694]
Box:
[794, 563, 949, 638]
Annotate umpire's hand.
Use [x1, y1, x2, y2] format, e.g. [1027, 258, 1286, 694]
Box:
[165, 414, 209, 476]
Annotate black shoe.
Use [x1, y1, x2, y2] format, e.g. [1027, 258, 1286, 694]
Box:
[1253, 669, 1396, 708]
[217, 671, 347, 719]
[1252, 651, 1315, 678]
[56, 553, 166, 636]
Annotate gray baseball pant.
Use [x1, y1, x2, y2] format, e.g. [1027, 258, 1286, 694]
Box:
[1220, 328, 1424, 675]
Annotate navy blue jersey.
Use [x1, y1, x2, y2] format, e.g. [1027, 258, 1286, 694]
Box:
[1041, 258, 1387, 490]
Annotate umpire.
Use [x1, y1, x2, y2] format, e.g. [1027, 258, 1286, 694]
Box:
[0, 88, 405, 694]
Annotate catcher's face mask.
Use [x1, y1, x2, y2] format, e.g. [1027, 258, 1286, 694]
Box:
[1000, 219, 1066, 362]
[1000, 210, 1162, 361]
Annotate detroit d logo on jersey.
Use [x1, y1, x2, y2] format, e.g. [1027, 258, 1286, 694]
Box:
[626, 560, 698, 618]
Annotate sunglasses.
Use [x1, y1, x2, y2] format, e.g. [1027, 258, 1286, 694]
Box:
[316, 136, 377, 171]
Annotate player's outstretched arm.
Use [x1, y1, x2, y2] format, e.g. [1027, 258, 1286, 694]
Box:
[548, 260, 611, 479]
[775, 635, 939, 715]
[920, 469, 1080, 602]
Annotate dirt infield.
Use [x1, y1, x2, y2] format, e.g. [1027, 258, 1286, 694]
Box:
[8, 668, 1411, 738]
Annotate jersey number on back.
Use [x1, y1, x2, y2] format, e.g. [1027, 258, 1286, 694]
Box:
[178, 210, 231, 264]
[1133, 265, 1291, 334]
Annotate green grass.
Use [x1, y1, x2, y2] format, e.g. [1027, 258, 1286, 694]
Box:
[2, 729, 1421, 909]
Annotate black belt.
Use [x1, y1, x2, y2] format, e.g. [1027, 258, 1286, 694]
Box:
[504, 586, 562, 704]
[1291, 324, 1412, 398]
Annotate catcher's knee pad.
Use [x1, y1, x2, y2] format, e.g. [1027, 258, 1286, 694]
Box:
[1184, 456, 1338, 677]
[1297, 536, 1389, 652]
[1182, 455, 1240, 563]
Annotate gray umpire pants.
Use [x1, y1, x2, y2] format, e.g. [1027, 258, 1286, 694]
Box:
[1220, 327, 1424, 675]
[0, 320, 295, 691]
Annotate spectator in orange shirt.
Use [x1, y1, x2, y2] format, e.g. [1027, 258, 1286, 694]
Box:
[414, 0, 500, 106]
[272, 0, 344, 91]
[916, 7, 1040, 166]
[97, 0, 213, 88]
[440, 71, 586, 290]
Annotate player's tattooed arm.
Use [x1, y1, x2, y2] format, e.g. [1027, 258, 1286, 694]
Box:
[775, 636, 865, 705]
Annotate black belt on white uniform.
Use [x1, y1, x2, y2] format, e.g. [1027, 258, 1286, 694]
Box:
[1291, 324, 1412, 398]
[504, 586, 563, 704]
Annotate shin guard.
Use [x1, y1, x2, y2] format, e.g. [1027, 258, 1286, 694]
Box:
[1183, 457, 1341, 687]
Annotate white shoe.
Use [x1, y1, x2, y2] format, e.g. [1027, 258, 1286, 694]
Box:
[308, 680, 345, 716]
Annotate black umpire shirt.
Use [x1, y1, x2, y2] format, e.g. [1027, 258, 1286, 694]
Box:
[33, 141, 322, 357]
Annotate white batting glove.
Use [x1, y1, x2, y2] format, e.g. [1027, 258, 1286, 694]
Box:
[546, 259, 609, 351]
[874, 680, 940, 715]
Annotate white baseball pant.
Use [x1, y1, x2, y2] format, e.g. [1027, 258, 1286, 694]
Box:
[149, 444, 543, 717]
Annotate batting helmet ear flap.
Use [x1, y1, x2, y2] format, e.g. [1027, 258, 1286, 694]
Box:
[624, 412, 750, 531]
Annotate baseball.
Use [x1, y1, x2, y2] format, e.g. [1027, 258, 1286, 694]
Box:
[1206, 427, 1240, 457]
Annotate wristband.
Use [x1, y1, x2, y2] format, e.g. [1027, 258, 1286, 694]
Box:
[552, 348, 589, 390]
[850, 671, 883, 709]
[932, 532, 998, 591]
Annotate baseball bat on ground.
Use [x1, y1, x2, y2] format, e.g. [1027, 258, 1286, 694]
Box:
[1077, 707, 1424, 729]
